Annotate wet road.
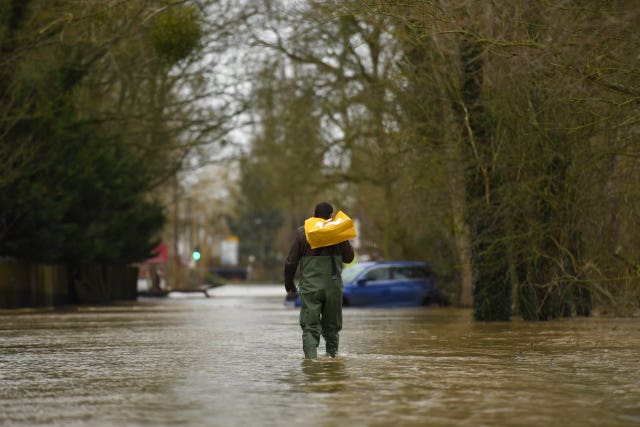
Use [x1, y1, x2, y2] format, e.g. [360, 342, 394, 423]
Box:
[1, 285, 639, 426]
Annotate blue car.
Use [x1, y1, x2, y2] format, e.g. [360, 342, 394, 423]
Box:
[286, 261, 446, 308]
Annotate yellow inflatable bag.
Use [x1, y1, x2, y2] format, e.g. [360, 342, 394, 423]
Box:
[304, 210, 357, 249]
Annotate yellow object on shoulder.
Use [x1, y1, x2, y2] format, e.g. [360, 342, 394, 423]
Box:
[304, 210, 357, 249]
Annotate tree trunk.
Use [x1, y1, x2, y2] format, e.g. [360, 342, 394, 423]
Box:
[459, 38, 511, 321]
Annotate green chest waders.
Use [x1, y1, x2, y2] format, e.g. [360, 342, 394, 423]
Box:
[298, 254, 343, 358]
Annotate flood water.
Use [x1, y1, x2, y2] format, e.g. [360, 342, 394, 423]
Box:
[1, 285, 639, 427]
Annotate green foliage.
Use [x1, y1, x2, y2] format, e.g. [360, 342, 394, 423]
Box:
[227, 149, 287, 272]
[226, 207, 284, 269]
[148, 5, 203, 64]
[229, 60, 334, 278]
[0, 0, 32, 33]
[470, 221, 512, 321]
[253, 0, 640, 318]
[0, 2, 167, 265]
[0, 101, 165, 264]
[456, 37, 512, 320]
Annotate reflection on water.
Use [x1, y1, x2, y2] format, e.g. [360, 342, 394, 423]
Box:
[1, 284, 639, 426]
[299, 358, 349, 393]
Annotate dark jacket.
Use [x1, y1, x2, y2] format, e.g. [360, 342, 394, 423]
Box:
[284, 225, 355, 293]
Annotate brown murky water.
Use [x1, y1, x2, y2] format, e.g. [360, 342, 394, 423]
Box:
[1, 285, 639, 426]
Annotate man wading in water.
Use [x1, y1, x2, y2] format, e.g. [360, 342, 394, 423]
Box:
[284, 202, 355, 359]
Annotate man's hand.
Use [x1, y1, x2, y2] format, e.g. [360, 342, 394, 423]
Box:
[285, 289, 298, 301]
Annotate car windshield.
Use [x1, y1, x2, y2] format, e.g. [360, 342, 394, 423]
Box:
[341, 263, 369, 282]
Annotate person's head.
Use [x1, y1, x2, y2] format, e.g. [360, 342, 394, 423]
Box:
[314, 202, 333, 219]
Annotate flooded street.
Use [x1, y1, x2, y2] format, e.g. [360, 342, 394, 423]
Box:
[1, 285, 639, 427]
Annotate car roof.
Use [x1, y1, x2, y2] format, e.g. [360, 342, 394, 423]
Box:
[357, 260, 433, 268]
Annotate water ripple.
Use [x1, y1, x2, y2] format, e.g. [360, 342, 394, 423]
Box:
[1, 286, 639, 426]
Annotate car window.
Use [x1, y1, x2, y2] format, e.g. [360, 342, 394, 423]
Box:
[392, 266, 415, 279]
[341, 263, 369, 282]
[392, 266, 432, 279]
[415, 266, 434, 278]
[363, 267, 389, 281]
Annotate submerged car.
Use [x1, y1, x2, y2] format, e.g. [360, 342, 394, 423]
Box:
[286, 261, 446, 308]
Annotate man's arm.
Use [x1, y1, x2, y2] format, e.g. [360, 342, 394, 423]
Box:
[284, 233, 302, 293]
[340, 240, 355, 264]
